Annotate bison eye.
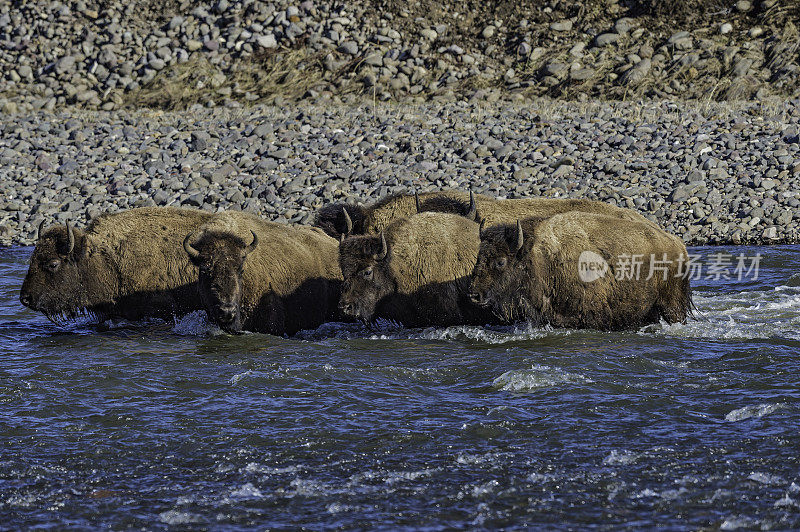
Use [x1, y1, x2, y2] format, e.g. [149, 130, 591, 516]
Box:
[495, 257, 507, 269]
[362, 267, 373, 280]
[46, 259, 61, 272]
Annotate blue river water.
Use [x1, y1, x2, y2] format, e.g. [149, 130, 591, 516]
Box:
[1, 245, 799, 529]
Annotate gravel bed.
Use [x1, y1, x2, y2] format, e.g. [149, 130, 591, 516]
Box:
[1, 98, 799, 247]
[0, 0, 798, 112]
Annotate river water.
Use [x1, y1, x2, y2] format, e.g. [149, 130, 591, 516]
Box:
[1, 245, 799, 529]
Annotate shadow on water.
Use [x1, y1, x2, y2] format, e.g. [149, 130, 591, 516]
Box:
[1, 245, 800, 529]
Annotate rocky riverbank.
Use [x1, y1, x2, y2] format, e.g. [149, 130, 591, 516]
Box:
[0, 0, 798, 113]
[1, 99, 798, 247]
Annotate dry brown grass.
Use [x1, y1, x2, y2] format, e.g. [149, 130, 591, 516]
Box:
[230, 48, 331, 101]
[124, 56, 227, 109]
[109, 0, 798, 110]
[628, 0, 729, 18]
[766, 21, 800, 79]
[125, 48, 355, 110]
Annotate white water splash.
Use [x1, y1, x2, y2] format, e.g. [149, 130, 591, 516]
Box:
[774, 494, 800, 509]
[172, 310, 218, 336]
[720, 516, 760, 530]
[229, 370, 254, 386]
[457, 479, 500, 499]
[158, 510, 205, 525]
[327, 502, 359, 514]
[492, 364, 593, 392]
[747, 472, 786, 485]
[724, 403, 786, 422]
[645, 287, 800, 341]
[527, 472, 558, 483]
[243, 462, 302, 475]
[410, 323, 555, 344]
[384, 468, 439, 485]
[304, 287, 800, 345]
[6, 493, 37, 508]
[296, 286, 800, 344]
[229, 483, 263, 499]
[298, 321, 567, 344]
[455, 452, 505, 465]
[214, 463, 235, 473]
[472, 480, 500, 497]
[284, 478, 338, 497]
[603, 450, 640, 466]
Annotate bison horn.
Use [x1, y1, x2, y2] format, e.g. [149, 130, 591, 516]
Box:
[66, 223, 75, 255]
[466, 190, 477, 221]
[415, 191, 421, 213]
[183, 232, 200, 260]
[342, 208, 353, 237]
[245, 230, 259, 255]
[515, 220, 524, 252]
[38, 219, 47, 238]
[375, 231, 388, 261]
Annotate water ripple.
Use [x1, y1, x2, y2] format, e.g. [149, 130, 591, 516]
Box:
[1, 245, 799, 529]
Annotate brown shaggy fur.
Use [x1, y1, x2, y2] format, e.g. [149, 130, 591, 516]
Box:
[338, 212, 497, 328]
[315, 191, 658, 240]
[468, 197, 657, 229]
[313, 190, 495, 239]
[20, 207, 215, 323]
[470, 212, 692, 331]
[185, 212, 342, 335]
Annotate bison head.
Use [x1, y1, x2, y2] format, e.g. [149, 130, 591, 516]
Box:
[313, 203, 365, 240]
[19, 222, 102, 323]
[470, 220, 530, 321]
[183, 229, 258, 333]
[338, 232, 395, 323]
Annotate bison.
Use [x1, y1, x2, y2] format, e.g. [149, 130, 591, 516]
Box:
[20, 207, 215, 323]
[313, 190, 495, 240]
[338, 211, 496, 328]
[469, 212, 692, 330]
[316, 189, 659, 241]
[450, 191, 659, 229]
[183, 212, 342, 335]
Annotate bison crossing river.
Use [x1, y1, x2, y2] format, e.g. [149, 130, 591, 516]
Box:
[19, 190, 692, 333]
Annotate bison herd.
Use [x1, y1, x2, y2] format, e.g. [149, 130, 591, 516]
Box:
[19, 190, 693, 334]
